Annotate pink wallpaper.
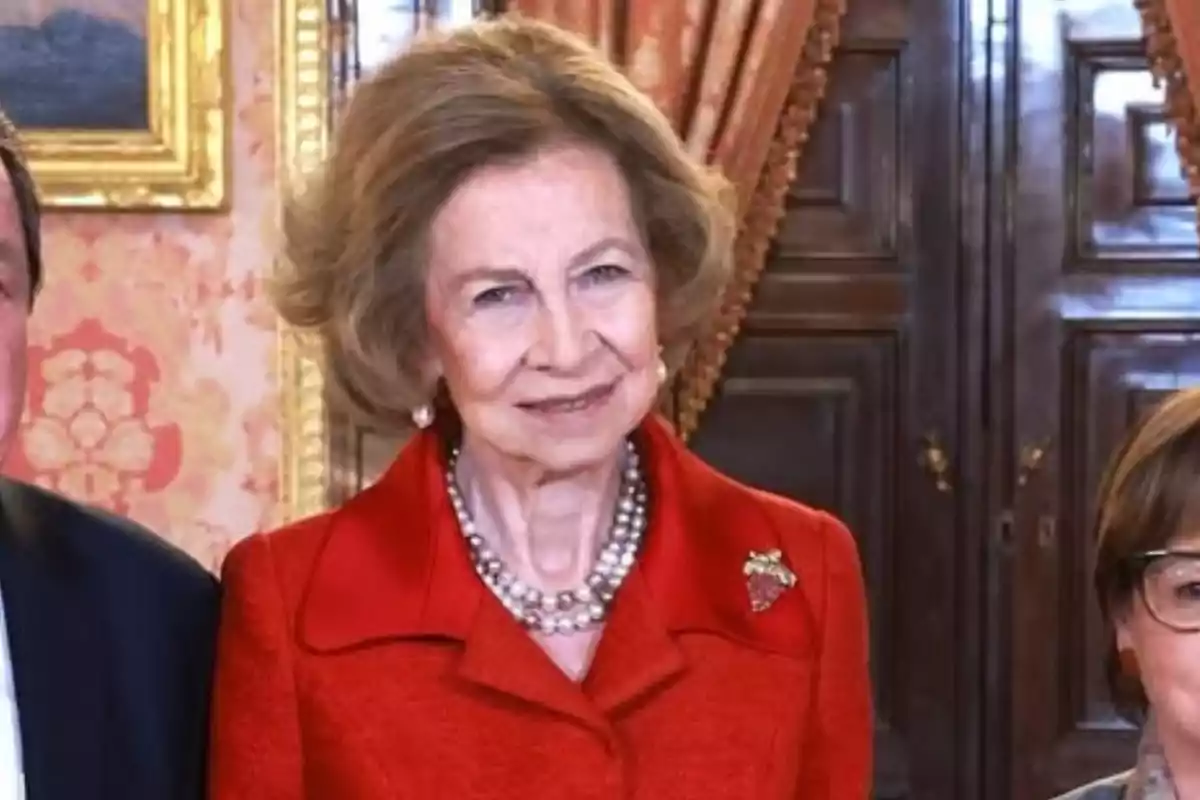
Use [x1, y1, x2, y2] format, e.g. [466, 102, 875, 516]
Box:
[5, 0, 279, 571]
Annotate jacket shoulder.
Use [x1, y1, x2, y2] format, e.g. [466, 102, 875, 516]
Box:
[1050, 771, 1132, 800]
[685, 457, 859, 572]
[220, 511, 335, 607]
[4, 478, 215, 599]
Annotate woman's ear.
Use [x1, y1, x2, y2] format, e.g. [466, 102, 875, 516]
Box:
[1114, 605, 1135, 651]
[426, 358, 443, 390]
[418, 342, 443, 387]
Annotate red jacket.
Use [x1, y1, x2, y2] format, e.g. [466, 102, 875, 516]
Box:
[209, 416, 873, 798]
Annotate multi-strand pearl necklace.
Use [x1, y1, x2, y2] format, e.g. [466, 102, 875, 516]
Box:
[446, 440, 647, 635]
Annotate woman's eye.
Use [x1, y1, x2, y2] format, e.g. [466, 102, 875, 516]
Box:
[1175, 582, 1200, 602]
[472, 285, 520, 307]
[581, 263, 629, 284]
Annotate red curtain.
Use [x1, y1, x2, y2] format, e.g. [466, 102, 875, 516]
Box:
[504, 0, 846, 438]
[1139, 0, 1200, 233]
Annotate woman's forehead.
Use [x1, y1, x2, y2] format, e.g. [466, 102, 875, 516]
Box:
[1168, 530, 1200, 550]
[426, 144, 639, 273]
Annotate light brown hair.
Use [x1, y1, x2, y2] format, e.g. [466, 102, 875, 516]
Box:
[274, 15, 736, 432]
[0, 108, 42, 303]
[1093, 388, 1200, 718]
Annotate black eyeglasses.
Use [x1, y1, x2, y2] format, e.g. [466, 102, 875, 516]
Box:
[1124, 549, 1200, 632]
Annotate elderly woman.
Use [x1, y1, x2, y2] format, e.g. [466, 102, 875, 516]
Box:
[209, 15, 872, 799]
[1054, 389, 1200, 799]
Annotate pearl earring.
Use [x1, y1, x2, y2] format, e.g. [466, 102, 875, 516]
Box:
[411, 404, 434, 429]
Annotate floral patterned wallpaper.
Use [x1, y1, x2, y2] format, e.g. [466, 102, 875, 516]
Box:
[4, 0, 279, 571]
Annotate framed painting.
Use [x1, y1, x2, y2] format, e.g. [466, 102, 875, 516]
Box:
[0, 0, 229, 210]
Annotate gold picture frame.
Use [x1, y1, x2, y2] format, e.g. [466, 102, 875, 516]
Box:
[278, 0, 331, 523]
[4, 0, 229, 210]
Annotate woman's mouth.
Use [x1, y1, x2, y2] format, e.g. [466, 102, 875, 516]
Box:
[518, 381, 617, 415]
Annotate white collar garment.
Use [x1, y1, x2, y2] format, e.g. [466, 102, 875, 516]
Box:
[0, 592, 23, 800]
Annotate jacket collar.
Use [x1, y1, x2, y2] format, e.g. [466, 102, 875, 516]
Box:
[298, 415, 816, 718]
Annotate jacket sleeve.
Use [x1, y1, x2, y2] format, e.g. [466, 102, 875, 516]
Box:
[208, 534, 304, 798]
[795, 514, 874, 798]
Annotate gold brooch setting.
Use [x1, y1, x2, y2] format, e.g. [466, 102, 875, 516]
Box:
[743, 548, 797, 612]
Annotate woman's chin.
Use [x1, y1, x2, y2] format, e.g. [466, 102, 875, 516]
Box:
[473, 415, 638, 474]
[516, 433, 631, 474]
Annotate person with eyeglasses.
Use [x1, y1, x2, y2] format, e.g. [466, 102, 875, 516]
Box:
[1053, 388, 1200, 799]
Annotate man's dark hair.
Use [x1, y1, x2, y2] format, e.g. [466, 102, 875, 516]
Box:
[0, 108, 42, 302]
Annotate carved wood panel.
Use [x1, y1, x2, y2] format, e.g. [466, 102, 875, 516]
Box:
[1009, 1, 1200, 797]
[689, 1, 971, 797]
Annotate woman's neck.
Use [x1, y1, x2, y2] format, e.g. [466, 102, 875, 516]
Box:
[454, 437, 625, 592]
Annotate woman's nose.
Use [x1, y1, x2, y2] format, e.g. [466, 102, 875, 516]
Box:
[528, 298, 591, 373]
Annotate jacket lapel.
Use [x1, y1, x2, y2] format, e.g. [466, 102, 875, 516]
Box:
[0, 479, 107, 800]
[458, 597, 608, 732]
[300, 430, 609, 733]
[299, 416, 815, 738]
[583, 567, 686, 714]
[629, 417, 818, 653]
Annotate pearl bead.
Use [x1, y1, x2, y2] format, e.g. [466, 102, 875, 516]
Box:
[448, 438, 646, 634]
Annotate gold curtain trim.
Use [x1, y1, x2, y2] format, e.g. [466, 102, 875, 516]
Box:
[674, 0, 846, 441]
[1137, 0, 1200, 233]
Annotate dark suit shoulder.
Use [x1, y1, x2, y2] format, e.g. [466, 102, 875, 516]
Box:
[2, 478, 216, 599]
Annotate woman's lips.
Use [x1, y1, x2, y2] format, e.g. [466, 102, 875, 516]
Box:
[519, 381, 617, 415]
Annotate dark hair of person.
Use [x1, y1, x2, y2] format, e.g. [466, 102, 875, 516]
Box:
[1092, 388, 1200, 720]
[0, 109, 42, 304]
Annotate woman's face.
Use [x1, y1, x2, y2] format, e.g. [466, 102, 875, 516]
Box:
[424, 141, 660, 473]
[1116, 531, 1200, 748]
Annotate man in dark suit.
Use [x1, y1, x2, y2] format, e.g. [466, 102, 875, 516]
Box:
[0, 107, 217, 798]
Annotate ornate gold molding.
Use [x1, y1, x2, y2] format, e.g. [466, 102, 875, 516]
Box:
[277, 0, 331, 523]
[23, 0, 229, 210]
[674, 0, 845, 441]
[1137, 0, 1200, 233]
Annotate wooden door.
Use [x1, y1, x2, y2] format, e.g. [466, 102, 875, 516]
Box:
[1005, 0, 1200, 797]
[687, 0, 983, 796]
